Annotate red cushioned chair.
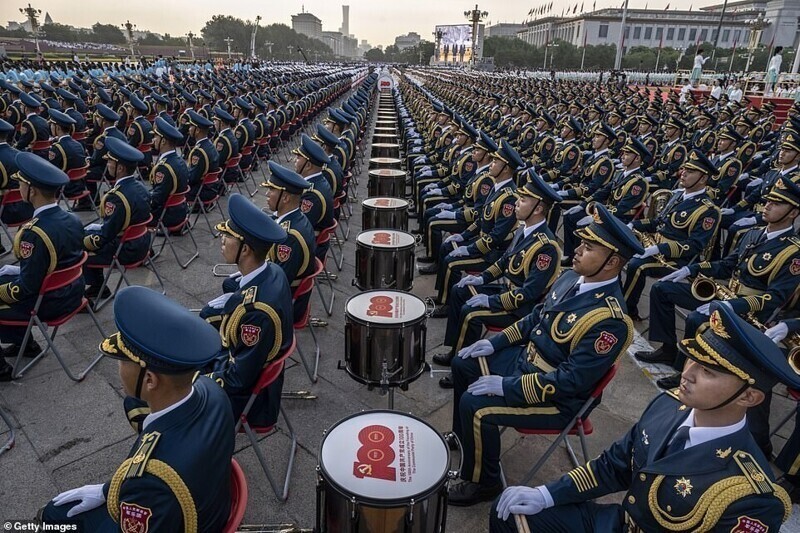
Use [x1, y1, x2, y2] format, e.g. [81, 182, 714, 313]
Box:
[30, 140, 52, 156]
[314, 225, 337, 317]
[0, 252, 107, 381]
[498, 363, 619, 487]
[0, 189, 32, 257]
[57, 164, 92, 211]
[235, 337, 298, 501]
[238, 145, 260, 198]
[292, 258, 325, 383]
[189, 169, 225, 236]
[221, 154, 244, 197]
[151, 187, 199, 269]
[222, 458, 248, 533]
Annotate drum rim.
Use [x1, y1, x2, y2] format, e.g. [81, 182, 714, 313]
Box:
[345, 289, 426, 327]
[367, 169, 406, 176]
[318, 409, 450, 507]
[368, 157, 402, 162]
[355, 230, 416, 249]
[362, 196, 408, 208]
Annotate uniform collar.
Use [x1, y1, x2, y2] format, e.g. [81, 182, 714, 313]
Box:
[780, 164, 798, 176]
[493, 177, 513, 192]
[157, 149, 176, 162]
[276, 207, 299, 224]
[594, 148, 609, 157]
[523, 218, 546, 238]
[239, 261, 268, 288]
[33, 202, 58, 218]
[304, 171, 322, 181]
[676, 409, 747, 451]
[717, 150, 734, 161]
[766, 226, 793, 241]
[575, 275, 619, 296]
[142, 387, 194, 431]
[682, 188, 706, 200]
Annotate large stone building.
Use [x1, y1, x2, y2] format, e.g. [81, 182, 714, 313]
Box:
[486, 23, 526, 38]
[291, 12, 323, 42]
[517, 0, 799, 53]
[395, 32, 422, 50]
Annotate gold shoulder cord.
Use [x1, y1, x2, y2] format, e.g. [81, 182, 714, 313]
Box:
[747, 245, 799, 283]
[550, 308, 612, 351]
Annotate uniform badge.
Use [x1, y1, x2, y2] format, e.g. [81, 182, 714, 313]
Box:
[120, 502, 152, 533]
[702, 217, 715, 231]
[641, 429, 649, 445]
[301, 199, 313, 213]
[128, 127, 136, 136]
[240, 324, 261, 347]
[153, 172, 164, 184]
[567, 313, 577, 324]
[502, 203, 514, 217]
[465, 161, 474, 172]
[716, 447, 732, 458]
[728, 165, 737, 176]
[631, 185, 642, 195]
[480, 183, 491, 196]
[19, 241, 34, 259]
[104, 201, 116, 216]
[791, 258, 800, 276]
[762, 252, 772, 261]
[48, 150, 55, 160]
[536, 254, 551, 271]
[277, 244, 292, 262]
[674, 477, 693, 497]
[216, 142, 224, 152]
[599, 165, 609, 175]
[730, 516, 768, 533]
[190, 155, 200, 166]
[594, 331, 618, 354]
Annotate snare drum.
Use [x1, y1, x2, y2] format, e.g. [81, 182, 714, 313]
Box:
[344, 290, 427, 388]
[372, 134, 398, 144]
[362, 197, 408, 231]
[316, 410, 452, 533]
[369, 157, 402, 170]
[368, 168, 406, 198]
[371, 143, 401, 159]
[355, 230, 416, 291]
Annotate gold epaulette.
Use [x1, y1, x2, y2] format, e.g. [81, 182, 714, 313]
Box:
[788, 236, 800, 250]
[124, 432, 161, 479]
[664, 388, 681, 402]
[701, 198, 716, 209]
[242, 286, 258, 305]
[733, 451, 775, 495]
[605, 296, 624, 319]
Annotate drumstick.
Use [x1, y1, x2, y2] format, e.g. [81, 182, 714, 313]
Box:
[514, 514, 532, 533]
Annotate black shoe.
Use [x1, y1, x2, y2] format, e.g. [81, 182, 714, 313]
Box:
[417, 255, 436, 264]
[1, 340, 40, 359]
[439, 375, 454, 389]
[656, 372, 682, 390]
[0, 361, 13, 381]
[418, 263, 438, 275]
[447, 480, 503, 507]
[430, 305, 449, 318]
[433, 350, 455, 366]
[560, 256, 573, 267]
[634, 347, 677, 365]
[85, 286, 112, 299]
[443, 431, 459, 451]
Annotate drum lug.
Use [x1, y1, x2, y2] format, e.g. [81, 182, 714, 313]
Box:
[406, 499, 415, 525]
[309, 317, 328, 327]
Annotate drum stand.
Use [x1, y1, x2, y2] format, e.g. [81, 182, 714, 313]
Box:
[379, 360, 403, 410]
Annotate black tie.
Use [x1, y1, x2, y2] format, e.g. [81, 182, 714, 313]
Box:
[509, 228, 524, 251]
[562, 283, 580, 302]
[663, 426, 691, 457]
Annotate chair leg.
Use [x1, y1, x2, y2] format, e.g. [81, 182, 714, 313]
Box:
[91, 263, 119, 312]
[160, 222, 200, 269]
[327, 239, 344, 272]
[145, 256, 167, 295]
[294, 323, 320, 383]
[242, 410, 296, 501]
[0, 404, 15, 456]
[35, 317, 104, 381]
[315, 267, 335, 316]
[10, 322, 46, 379]
[519, 427, 574, 486]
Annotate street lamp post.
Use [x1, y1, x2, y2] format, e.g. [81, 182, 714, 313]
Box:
[187, 31, 195, 60]
[250, 15, 261, 59]
[224, 37, 234, 60]
[264, 41, 274, 57]
[744, 13, 769, 73]
[20, 3, 42, 54]
[433, 29, 443, 65]
[464, 5, 488, 66]
[123, 20, 136, 59]
[614, 0, 630, 70]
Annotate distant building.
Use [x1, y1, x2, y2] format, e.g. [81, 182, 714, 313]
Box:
[340, 5, 350, 37]
[8, 11, 52, 33]
[343, 35, 359, 58]
[322, 30, 344, 56]
[516, 0, 799, 52]
[395, 32, 422, 50]
[292, 12, 323, 41]
[485, 23, 526, 38]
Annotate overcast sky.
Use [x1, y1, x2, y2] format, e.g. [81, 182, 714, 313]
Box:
[2, 0, 704, 47]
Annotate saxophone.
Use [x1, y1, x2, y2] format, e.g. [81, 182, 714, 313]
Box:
[631, 228, 675, 270]
[690, 273, 767, 330]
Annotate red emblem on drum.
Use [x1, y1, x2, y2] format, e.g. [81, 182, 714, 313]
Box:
[372, 232, 392, 245]
[277, 244, 291, 262]
[104, 201, 116, 216]
[730, 516, 768, 533]
[536, 254, 551, 271]
[19, 241, 34, 259]
[480, 183, 491, 196]
[367, 295, 394, 318]
[631, 185, 642, 196]
[502, 203, 514, 217]
[594, 331, 618, 354]
[301, 199, 313, 213]
[353, 425, 397, 481]
[374, 199, 391, 207]
[702, 217, 715, 231]
[120, 502, 152, 533]
[790, 258, 800, 276]
[240, 325, 261, 346]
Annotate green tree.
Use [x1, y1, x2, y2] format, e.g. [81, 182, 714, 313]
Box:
[201, 15, 250, 54]
[41, 22, 77, 42]
[0, 27, 29, 38]
[91, 22, 126, 44]
[365, 48, 385, 62]
[137, 32, 163, 45]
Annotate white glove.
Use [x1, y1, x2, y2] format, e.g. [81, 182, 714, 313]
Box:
[458, 339, 494, 359]
[746, 177, 763, 188]
[732, 217, 757, 229]
[0, 265, 21, 277]
[737, 172, 750, 182]
[428, 188, 443, 196]
[420, 170, 433, 178]
[85, 223, 103, 232]
[444, 234, 464, 244]
[449, 245, 469, 258]
[564, 205, 583, 215]
[576, 214, 593, 226]
[633, 244, 660, 259]
[496, 486, 551, 520]
[423, 183, 436, 192]
[626, 222, 634, 229]
[643, 175, 653, 183]
[696, 303, 711, 315]
[435, 210, 456, 220]
[549, 182, 560, 191]
[765, 322, 789, 344]
[467, 375, 504, 396]
[434, 202, 452, 210]
[228, 270, 242, 279]
[467, 294, 490, 308]
[52, 483, 106, 518]
[207, 292, 234, 309]
[413, 156, 425, 165]
[457, 274, 484, 288]
[557, 190, 570, 197]
[420, 165, 431, 172]
[660, 266, 690, 283]
[720, 208, 734, 216]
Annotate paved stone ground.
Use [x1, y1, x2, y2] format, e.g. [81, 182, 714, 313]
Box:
[0, 92, 798, 531]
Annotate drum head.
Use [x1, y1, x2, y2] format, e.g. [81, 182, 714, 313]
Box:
[369, 168, 406, 177]
[356, 230, 415, 248]
[362, 197, 408, 209]
[369, 157, 402, 165]
[320, 410, 449, 504]
[346, 290, 426, 325]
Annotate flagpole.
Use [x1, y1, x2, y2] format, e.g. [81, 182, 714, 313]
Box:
[729, 37, 737, 72]
[614, 0, 630, 70]
[655, 35, 663, 70]
[581, 29, 588, 69]
[710, 0, 728, 62]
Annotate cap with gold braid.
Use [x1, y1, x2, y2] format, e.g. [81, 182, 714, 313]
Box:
[764, 175, 800, 208]
[575, 204, 645, 260]
[781, 132, 800, 153]
[682, 149, 717, 176]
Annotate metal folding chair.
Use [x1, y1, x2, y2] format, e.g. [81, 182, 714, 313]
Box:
[151, 187, 199, 269]
[189, 169, 225, 236]
[0, 189, 32, 257]
[0, 405, 14, 457]
[292, 258, 324, 383]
